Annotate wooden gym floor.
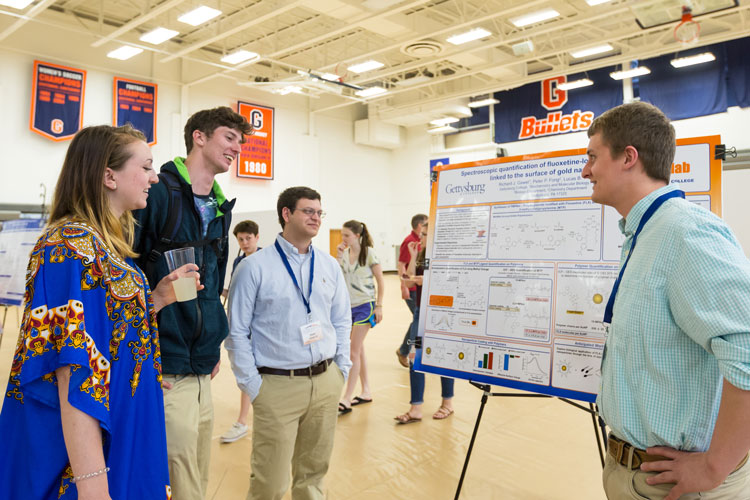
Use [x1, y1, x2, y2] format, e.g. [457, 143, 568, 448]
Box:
[0, 274, 606, 499]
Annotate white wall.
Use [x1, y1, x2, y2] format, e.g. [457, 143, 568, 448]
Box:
[0, 47, 401, 270]
[3, 40, 750, 265]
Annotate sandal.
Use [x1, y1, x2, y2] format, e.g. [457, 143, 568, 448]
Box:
[432, 406, 454, 420]
[351, 396, 373, 406]
[338, 402, 352, 415]
[394, 412, 422, 425]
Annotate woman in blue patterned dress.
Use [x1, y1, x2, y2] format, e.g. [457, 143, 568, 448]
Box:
[0, 125, 200, 499]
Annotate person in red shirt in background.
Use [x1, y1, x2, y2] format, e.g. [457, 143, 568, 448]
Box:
[395, 214, 428, 367]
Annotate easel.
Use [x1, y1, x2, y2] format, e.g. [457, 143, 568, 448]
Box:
[454, 380, 608, 500]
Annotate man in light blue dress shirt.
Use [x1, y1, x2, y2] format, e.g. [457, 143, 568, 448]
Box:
[582, 102, 750, 499]
[226, 186, 352, 500]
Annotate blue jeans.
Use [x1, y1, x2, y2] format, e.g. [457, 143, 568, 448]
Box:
[398, 290, 417, 356]
[409, 363, 454, 405]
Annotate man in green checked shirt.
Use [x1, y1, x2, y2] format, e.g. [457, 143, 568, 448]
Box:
[582, 101, 750, 500]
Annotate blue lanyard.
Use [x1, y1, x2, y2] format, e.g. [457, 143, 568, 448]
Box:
[275, 240, 315, 315]
[603, 189, 685, 325]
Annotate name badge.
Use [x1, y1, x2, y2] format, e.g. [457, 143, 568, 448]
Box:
[300, 321, 323, 345]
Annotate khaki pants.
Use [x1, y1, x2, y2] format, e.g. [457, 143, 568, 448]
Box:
[248, 363, 345, 500]
[603, 450, 750, 499]
[162, 374, 214, 500]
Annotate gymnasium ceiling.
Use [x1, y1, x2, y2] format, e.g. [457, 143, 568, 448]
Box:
[1, 0, 749, 127]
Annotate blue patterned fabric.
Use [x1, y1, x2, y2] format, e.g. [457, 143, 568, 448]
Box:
[0, 221, 171, 499]
[598, 185, 750, 451]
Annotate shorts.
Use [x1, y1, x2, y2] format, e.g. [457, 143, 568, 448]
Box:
[352, 302, 376, 328]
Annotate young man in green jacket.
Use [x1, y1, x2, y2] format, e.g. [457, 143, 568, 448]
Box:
[134, 106, 251, 500]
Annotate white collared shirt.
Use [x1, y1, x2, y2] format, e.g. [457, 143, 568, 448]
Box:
[225, 233, 352, 400]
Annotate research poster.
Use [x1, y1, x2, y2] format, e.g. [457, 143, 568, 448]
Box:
[0, 219, 46, 306]
[413, 136, 722, 402]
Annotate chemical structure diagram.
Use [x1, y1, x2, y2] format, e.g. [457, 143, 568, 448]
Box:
[428, 270, 488, 311]
[488, 278, 552, 340]
[558, 285, 607, 317]
[489, 208, 602, 260]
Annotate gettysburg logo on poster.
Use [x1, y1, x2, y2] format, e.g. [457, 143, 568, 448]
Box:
[518, 76, 594, 140]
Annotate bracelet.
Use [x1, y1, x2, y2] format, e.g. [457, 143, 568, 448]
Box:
[71, 467, 110, 483]
[375, 304, 382, 308]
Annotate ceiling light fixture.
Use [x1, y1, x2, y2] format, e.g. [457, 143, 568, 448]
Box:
[274, 86, 304, 96]
[107, 46, 143, 60]
[427, 125, 457, 134]
[670, 52, 716, 68]
[348, 60, 385, 73]
[178, 6, 221, 26]
[320, 73, 340, 81]
[140, 27, 179, 45]
[569, 44, 613, 59]
[585, 0, 612, 5]
[446, 28, 492, 45]
[0, 0, 33, 9]
[221, 50, 259, 65]
[510, 8, 560, 28]
[610, 66, 650, 80]
[468, 96, 499, 108]
[355, 86, 388, 98]
[558, 78, 594, 91]
[430, 117, 460, 126]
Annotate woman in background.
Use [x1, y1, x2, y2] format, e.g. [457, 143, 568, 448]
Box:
[337, 220, 384, 414]
[395, 223, 455, 424]
[0, 125, 198, 499]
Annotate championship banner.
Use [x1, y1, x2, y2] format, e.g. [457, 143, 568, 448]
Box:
[413, 136, 722, 402]
[237, 101, 274, 180]
[29, 60, 86, 141]
[114, 77, 157, 145]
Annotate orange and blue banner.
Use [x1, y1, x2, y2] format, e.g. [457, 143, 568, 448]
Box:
[29, 60, 86, 141]
[237, 101, 274, 180]
[114, 77, 157, 145]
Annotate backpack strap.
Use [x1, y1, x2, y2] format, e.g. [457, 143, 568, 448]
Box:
[145, 170, 184, 280]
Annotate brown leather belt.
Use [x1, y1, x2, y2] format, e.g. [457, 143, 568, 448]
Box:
[608, 433, 749, 473]
[258, 359, 332, 377]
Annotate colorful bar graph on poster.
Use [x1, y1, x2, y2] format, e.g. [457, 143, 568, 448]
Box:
[504, 354, 509, 371]
[488, 352, 493, 370]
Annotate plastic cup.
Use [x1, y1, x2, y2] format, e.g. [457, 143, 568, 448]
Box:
[164, 247, 197, 302]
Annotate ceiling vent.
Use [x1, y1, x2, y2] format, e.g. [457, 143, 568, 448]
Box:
[401, 40, 444, 58]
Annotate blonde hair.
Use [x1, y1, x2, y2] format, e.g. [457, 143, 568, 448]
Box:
[49, 125, 147, 259]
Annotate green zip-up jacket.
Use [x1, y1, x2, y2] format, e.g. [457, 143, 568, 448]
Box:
[133, 158, 235, 375]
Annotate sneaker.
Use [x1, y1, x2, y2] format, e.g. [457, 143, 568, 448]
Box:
[220, 422, 248, 443]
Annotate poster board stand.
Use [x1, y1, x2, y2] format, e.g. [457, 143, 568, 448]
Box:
[454, 381, 607, 500]
[415, 137, 722, 499]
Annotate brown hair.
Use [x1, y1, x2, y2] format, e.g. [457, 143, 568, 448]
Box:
[276, 186, 321, 228]
[49, 125, 146, 259]
[233, 220, 259, 236]
[343, 219, 373, 267]
[587, 101, 675, 182]
[184, 106, 252, 154]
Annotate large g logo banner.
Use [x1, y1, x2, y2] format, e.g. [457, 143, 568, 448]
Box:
[250, 109, 264, 130]
[541, 76, 568, 110]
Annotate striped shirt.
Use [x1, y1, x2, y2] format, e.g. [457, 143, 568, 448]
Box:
[598, 184, 750, 451]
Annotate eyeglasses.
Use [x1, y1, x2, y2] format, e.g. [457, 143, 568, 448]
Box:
[293, 207, 326, 219]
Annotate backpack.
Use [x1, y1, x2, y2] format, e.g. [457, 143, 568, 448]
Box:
[144, 169, 229, 281]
